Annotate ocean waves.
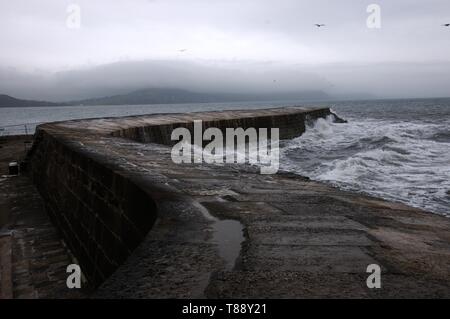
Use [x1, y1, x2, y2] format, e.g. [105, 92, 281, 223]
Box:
[281, 110, 450, 216]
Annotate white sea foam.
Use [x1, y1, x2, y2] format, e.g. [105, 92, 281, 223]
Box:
[282, 113, 450, 216]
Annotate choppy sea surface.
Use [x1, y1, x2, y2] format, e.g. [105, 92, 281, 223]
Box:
[1, 98, 449, 216]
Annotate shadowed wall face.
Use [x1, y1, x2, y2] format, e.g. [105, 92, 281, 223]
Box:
[111, 108, 337, 144]
[27, 132, 158, 287]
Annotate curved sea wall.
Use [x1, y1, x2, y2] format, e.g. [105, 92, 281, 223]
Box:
[111, 107, 338, 144]
[26, 129, 159, 286]
[25, 107, 336, 287]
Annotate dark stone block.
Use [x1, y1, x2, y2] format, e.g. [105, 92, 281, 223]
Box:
[120, 216, 145, 252]
[122, 184, 157, 234]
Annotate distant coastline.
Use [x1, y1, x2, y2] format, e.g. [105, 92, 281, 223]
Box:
[0, 88, 332, 108]
[2, 89, 450, 109]
[0, 94, 63, 108]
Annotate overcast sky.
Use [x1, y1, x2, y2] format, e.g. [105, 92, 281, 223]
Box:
[1, 0, 449, 100]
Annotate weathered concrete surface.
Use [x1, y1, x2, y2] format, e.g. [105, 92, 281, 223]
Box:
[24, 107, 450, 298]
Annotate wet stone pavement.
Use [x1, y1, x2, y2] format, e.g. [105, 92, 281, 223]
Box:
[92, 137, 450, 298]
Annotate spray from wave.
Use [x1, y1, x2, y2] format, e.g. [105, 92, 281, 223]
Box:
[281, 112, 450, 216]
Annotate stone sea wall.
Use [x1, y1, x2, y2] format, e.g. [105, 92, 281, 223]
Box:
[26, 130, 158, 286]
[111, 107, 338, 144]
[24, 107, 337, 287]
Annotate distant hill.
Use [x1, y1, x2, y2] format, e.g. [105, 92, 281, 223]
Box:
[0, 94, 62, 107]
[0, 88, 331, 107]
[69, 88, 331, 106]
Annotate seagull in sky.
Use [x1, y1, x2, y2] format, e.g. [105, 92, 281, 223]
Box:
[442, 23, 450, 27]
[315, 24, 326, 28]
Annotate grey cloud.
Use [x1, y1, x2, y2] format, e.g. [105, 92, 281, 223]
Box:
[1, 0, 450, 100]
[2, 60, 449, 101]
[0, 60, 331, 101]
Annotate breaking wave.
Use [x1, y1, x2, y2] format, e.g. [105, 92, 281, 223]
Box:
[281, 111, 450, 216]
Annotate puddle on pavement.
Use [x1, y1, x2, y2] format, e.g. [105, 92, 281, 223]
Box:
[192, 201, 245, 271]
[211, 219, 245, 270]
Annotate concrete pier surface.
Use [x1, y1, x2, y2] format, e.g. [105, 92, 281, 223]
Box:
[2, 106, 450, 298]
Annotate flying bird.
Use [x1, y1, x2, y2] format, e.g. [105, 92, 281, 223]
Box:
[442, 24, 450, 27]
[315, 24, 326, 28]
